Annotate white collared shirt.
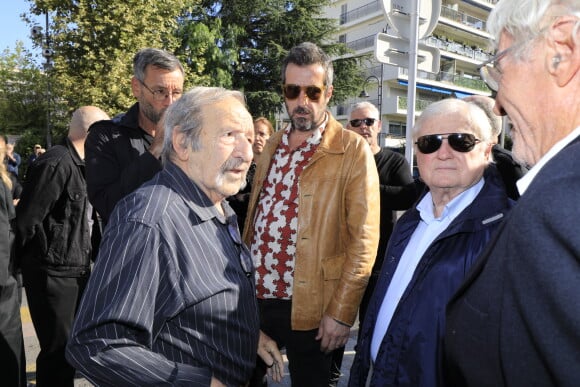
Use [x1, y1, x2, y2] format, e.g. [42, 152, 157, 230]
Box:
[370, 178, 485, 361]
[516, 126, 580, 195]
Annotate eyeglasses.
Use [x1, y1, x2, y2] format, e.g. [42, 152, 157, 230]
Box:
[349, 118, 377, 128]
[282, 84, 325, 101]
[478, 46, 517, 93]
[478, 27, 549, 93]
[415, 133, 481, 154]
[138, 79, 183, 101]
[227, 221, 253, 278]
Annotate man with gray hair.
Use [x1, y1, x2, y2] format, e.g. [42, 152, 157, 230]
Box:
[445, 0, 580, 385]
[85, 48, 185, 224]
[67, 87, 283, 386]
[16, 106, 110, 387]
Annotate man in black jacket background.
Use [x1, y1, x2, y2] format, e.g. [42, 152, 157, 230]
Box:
[15, 106, 109, 387]
[85, 48, 185, 225]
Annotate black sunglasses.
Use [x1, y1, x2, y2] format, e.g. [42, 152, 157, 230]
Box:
[282, 84, 325, 101]
[349, 118, 377, 128]
[415, 133, 481, 154]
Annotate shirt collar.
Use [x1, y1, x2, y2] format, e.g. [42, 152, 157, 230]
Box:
[163, 161, 234, 224]
[517, 126, 580, 195]
[417, 177, 485, 224]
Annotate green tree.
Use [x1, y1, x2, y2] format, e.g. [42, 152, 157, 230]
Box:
[0, 43, 55, 157]
[178, 0, 366, 118]
[24, 0, 200, 118]
[16, 0, 365, 137]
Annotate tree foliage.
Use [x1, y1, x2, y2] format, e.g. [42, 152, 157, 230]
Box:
[0, 43, 54, 157]
[3, 0, 365, 149]
[25, 0, 199, 117]
[177, 0, 366, 118]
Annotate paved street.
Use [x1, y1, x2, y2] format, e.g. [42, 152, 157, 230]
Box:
[22, 292, 357, 386]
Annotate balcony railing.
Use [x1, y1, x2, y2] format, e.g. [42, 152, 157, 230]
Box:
[423, 36, 493, 62]
[399, 67, 489, 91]
[440, 5, 487, 31]
[397, 96, 433, 112]
[346, 35, 376, 52]
[340, 1, 381, 25]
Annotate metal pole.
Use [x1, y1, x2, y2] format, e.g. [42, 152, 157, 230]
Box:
[404, 0, 420, 174]
[45, 11, 52, 148]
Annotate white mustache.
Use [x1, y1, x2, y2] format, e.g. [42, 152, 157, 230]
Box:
[221, 158, 246, 173]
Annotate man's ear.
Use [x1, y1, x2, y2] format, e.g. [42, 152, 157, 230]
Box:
[546, 16, 580, 87]
[172, 128, 189, 161]
[130, 76, 140, 98]
[325, 84, 334, 101]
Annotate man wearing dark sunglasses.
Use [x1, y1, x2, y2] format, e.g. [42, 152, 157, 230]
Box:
[350, 98, 513, 386]
[243, 42, 380, 386]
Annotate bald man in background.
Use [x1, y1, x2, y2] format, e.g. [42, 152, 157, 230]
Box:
[15, 106, 110, 387]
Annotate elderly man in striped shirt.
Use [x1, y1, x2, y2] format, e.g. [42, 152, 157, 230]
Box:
[67, 87, 283, 386]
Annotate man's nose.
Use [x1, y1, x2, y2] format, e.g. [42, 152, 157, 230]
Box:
[236, 136, 253, 161]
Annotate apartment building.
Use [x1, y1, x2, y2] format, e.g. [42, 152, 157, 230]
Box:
[325, 0, 498, 145]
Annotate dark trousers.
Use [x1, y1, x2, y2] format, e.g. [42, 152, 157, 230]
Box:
[251, 299, 335, 387]
[22, 267, 88, 387]
[0, 275, 26, 387]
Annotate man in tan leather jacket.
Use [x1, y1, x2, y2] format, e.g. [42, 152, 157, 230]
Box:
[243, 42, 380, 386]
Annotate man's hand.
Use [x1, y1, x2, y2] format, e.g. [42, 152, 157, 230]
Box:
[257, 330, 284, 382]
[315, 315, 350, 353]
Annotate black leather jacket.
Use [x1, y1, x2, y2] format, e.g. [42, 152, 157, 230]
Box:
[15, 138, 94, 276]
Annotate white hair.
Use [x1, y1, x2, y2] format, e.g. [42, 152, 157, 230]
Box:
[413, 98, 493, 143]
[349, 102, 379, 120]
[487, 0, 580, 52]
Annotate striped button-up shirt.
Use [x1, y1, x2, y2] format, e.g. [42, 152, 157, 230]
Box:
[66, 161, 259, 386]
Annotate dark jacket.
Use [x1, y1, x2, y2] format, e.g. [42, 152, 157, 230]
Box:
[445, 136, 580, 387]
[0, 178, 15, 286]
[85, 103, 162, 224]
[491, 144, 528, 200]
[373, 148, 416, 274]
[349, 165, 513, 387]
[15, 138, 93, 276]
[0, 176, 25, 387]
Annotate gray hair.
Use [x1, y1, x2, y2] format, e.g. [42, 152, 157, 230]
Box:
[413, 98, 494, 143]
[161, 87, 246, 164]
[349, 101, 379, 120]
[281, 42, 334, 87]
[133, 48, 185, 82]
[487, 0, 580, 53]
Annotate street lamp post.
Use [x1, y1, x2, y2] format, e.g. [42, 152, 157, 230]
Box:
[359, 74, 383, 118]
[359, 66, 385, 146]
[32, 12, 53, 148]
[42, 11, 53, 149]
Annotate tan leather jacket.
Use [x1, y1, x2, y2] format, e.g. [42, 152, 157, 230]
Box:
[243, 114, 380, 330]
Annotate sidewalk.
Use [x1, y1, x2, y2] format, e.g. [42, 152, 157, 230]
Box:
[22, 293, 357, 386]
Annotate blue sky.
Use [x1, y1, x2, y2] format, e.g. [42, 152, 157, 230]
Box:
[0, 1, 42, 53]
